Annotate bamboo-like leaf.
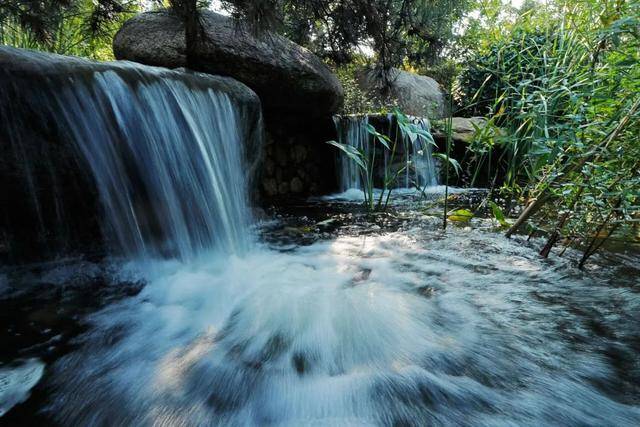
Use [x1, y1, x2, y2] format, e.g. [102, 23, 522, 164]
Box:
[326, 140, 367, 170]
[365, 124, 391, 149]
[433, 153, 462, 175]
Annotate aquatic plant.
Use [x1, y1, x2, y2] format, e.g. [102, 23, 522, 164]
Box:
[328, 108, 459, 213]
[328, 108, 441, 212]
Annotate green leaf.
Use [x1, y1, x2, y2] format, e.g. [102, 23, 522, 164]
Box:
[326, 140, 367, 170]
[393, 108, 409, 125]
[433, 153, 462, 175]
[365, 123, 378, 135]
[365, 124, 391, 149]
[375, 134, 391, 149]
[415, 128, 437, 147]
[448, 209, 474, 222]
[488, 201, 509, 227]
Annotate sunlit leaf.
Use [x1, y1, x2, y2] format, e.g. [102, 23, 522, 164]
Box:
[448, 209, 474, 222]
[488, 201, 509, 227]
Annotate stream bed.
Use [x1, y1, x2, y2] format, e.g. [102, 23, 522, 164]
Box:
[1, 192, 639, 426]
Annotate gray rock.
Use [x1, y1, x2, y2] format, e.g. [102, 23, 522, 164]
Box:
[432, 117, 489, 143]
[278, 182, 290, 194]
[290, 177, 304, 193]
[263, 179, 278, 196]
[357, 67, 446, 118]
[114, 11, 344, 115]
[275, 146, 288, 167]
[264, 159, 275, 175]
[292, 145, 307, 163]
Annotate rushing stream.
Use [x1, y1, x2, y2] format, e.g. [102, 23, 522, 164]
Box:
[1, 48, 639, 426]
[3, 208, 640, 425]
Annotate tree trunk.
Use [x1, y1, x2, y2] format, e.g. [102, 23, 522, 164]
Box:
[184, 1, 200, 69]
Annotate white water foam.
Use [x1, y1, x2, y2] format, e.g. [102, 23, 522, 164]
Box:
[0, 359, 45, 417]
[48, 230, 640, 425]
[320, 186, 472, 203]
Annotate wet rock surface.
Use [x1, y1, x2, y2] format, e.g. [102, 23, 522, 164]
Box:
[259, 188, 492, 250]
[259, 114, 337, 199]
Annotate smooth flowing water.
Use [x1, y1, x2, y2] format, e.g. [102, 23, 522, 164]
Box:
[395, 117, 438, 189]
[334, 116, 371, 192]
[57, 71, 252, 259]
[0, 47, 256, 261]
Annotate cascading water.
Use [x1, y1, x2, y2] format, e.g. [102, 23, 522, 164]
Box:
[57, 71, 252, 258]
[333, 114, 438, 193]
[399, 117, 438, 189]
[0, 47, 257, 260]
[333, 115, 371, 192]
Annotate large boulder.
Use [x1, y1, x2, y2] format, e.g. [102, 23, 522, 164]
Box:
[432, 117, 490, 143]
[357, 68, 447, 119]
[113, 11, 344, 116]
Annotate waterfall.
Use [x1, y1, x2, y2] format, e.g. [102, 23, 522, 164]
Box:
[57, 71, 252, 259]
[403, 117, 438, 189]
[0, 47, 259, 260]
[333, 114, 438, 192]
[333, 115, 371, 192]
[3, 49, 640, 427]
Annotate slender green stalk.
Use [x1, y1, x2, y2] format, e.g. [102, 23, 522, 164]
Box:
[506, 97, 640, 237]
[368, 140, 376, 212]
[377, 118, 400, 211]
[443, 81, 454, 230]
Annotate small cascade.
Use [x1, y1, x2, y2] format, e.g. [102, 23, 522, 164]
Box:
[333, 114, 438, 192]
[402, 117, 438, 189]
[0, 48, 259, 260]
[333, 115, 371, 192]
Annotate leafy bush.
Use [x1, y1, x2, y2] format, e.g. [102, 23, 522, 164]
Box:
[458, 1, 640, 266]
[0, 1, 136, 60]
